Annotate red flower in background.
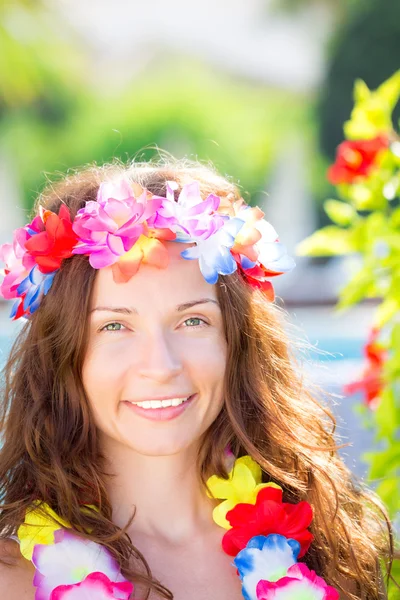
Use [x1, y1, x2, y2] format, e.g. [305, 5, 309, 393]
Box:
[222, 486, 314, 558]
[328, 135, 389, 185]
[344, 328, 387, 409]
[24, 205, 78, 273]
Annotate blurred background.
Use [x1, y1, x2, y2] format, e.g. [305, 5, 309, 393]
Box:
[1, 0, 399, 482]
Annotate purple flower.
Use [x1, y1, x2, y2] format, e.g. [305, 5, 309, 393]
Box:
[148, 181, 225, 242]
[33, 530, 127, 600]
[72, 178, 163, 269]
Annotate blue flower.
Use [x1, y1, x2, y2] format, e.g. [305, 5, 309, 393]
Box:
[13, 266, 56, 317]
[233, 534, 300, 600]
[180, 217, 245, 284]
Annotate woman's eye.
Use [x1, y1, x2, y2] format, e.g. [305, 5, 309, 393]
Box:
[100, 322, 126, 332]
[183, 317, 207, 328]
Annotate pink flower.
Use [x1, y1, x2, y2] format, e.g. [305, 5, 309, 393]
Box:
[33, 530, 128, 600]
[0, 227, 35, 300]
[72, 178, 163, 269]
[256, 563, 339, 600]
[50, 572, 133, 600]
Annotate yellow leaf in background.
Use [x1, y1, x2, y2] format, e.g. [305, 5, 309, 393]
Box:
[296, 226, 356, 257]
[374, 297, 400, 328]
[344, 70, 400, 140]
[324, 199, 357, 227]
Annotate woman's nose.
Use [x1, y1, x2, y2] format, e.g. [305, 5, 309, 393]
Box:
[137, 332, 183, 382]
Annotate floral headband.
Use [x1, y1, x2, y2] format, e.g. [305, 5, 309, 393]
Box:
[0, 178, 295, 320]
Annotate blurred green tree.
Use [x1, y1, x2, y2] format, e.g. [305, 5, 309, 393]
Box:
[0, 0, 83, 122]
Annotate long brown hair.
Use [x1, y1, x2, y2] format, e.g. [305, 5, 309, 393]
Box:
[0, 158, 394, 599]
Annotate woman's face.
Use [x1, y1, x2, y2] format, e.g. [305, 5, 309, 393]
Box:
[83, 242, 227, 457]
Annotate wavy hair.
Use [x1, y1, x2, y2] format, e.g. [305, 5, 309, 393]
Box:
[0, 158, 394, 599]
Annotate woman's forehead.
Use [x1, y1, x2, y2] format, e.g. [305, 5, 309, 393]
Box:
[91, 242, 218, 309]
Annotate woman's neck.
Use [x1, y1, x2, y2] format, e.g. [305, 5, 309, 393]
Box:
[102, 438, 217, 545]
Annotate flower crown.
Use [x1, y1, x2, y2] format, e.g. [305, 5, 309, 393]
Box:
[0, 178, 295, 320]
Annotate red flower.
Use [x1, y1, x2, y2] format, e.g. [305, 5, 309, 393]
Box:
[327, 135, 389, 185]
[238, 263, 276, 301]
[222, 486, 314, 558]
[344, 328, 387, 409]
[24, 205, 78, 273]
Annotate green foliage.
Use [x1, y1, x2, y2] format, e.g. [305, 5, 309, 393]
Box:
[0, 1, 83, 116]
[1, 61, 308, 210]
[298, 72, 400, 596]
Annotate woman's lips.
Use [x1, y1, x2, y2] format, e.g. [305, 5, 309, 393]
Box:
[122, 394, 196, 421]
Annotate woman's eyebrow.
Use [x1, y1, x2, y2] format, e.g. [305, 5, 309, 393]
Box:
[90, 298, 220, 315]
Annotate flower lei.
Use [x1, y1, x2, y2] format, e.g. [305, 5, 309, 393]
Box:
[0, 178, 295, 320]
[17, 456, 339, 599]
[206, 454, 340, 600]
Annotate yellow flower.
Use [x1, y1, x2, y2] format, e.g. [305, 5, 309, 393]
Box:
[17, 501, 70, 560]
[206, 455, 282, 529]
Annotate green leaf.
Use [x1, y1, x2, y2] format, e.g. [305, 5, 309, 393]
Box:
[377, 69, 400, 111]
[344, 70, 400, 140]
[365, 443, 400, 480]
[375, 478, 400, 516]
[374, 296, 400, 328]
[353, 78, 370, 104]
[390, 205, 400, 228]
[374, 388, 400, 439]
[324, 199, 357, 227]
[391, 323, 400, 348]
[337, 266, 374, 310]
[296, 226, 356, 257]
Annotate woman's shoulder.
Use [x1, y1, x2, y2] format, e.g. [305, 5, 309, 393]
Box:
[0, 538, 35, 599]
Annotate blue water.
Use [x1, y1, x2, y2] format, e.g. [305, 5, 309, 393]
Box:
[307, 338, 363, 361]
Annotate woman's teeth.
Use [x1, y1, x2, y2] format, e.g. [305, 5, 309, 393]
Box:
[133, 397, 191, 409]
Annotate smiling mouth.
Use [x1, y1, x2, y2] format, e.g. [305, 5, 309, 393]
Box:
[127, 395, 194, 410]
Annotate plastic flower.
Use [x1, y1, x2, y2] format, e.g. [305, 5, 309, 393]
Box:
[256, 563, 339, 600]
[111, 226, 176, 283]
[180, 216, 246, 284]
[0, 227, 35, 300]
[207, 455, 281, 529]
[235, 219, 295, 301]
[72, 178, 163, 269]
[50, 572, 133, 600]
[234, 535, 300, 600]
[230, 201, 264, 261]
[222, 486, 313, 558]
[148, 181, 226, 242]
[17, 502, 70, 561]
[33, 529, 126, 600]
[13, 266, 56, 317]
[344, 327, 387, 409]
[24, 205, 78, 273]
[327, 135, 389, 185]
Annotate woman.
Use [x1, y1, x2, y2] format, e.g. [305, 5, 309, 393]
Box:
[0, 159, 393, 599]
